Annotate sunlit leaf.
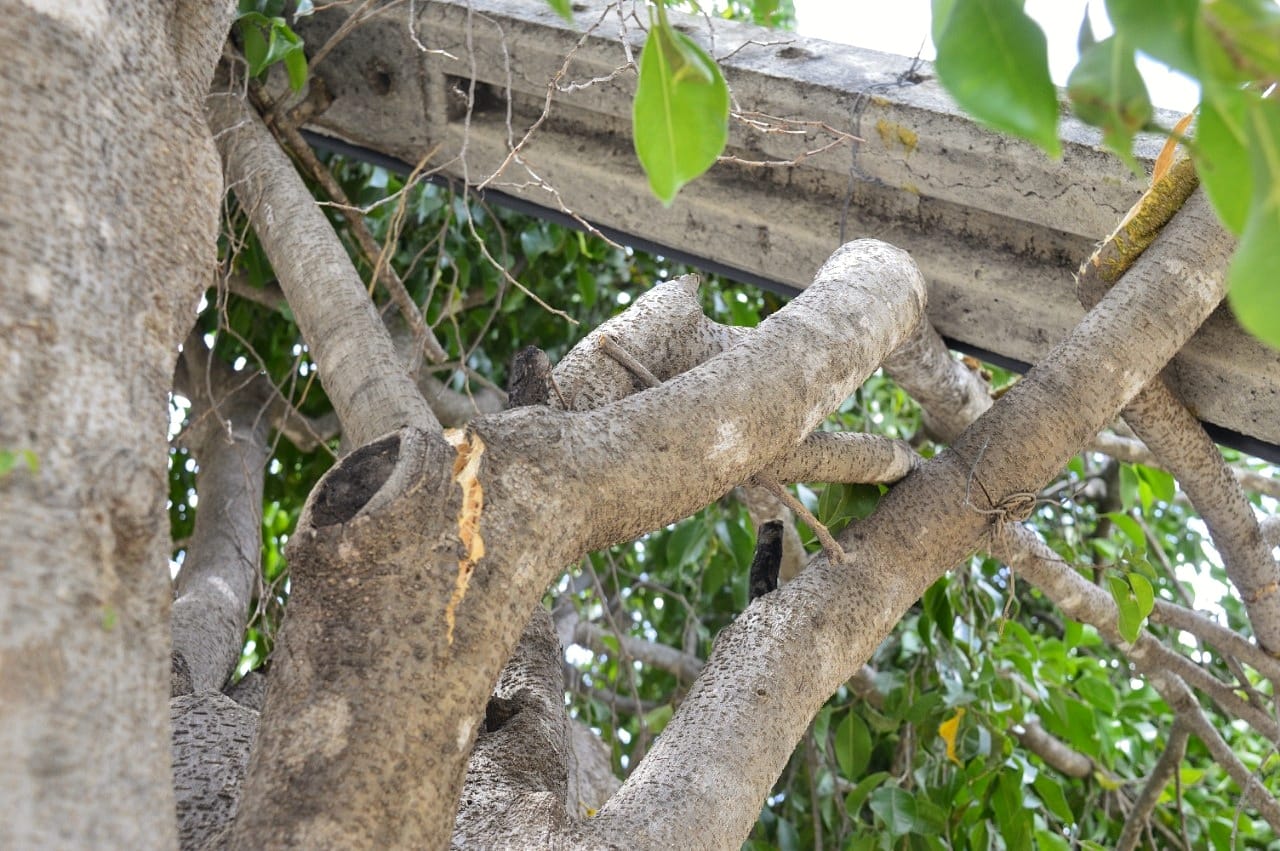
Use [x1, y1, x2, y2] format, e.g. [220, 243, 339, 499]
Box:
[934, 0, 1061, 156]
[1227, 94, 1280, 350]
[633, 7, 730, 204]
[1197, 89, 1253, 234]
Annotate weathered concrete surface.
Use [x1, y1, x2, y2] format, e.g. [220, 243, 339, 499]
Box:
[288, 0, 1280, 450]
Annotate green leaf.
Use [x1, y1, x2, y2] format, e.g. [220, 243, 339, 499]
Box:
[1129, 572, 1155, 619]
[642, 702, 672, 733]
[545, 0, 574, 22]
[934, 0, 1061, 157]
[835, 711, 872, 779]
[990, 770, 1033, 851]
[633, 9, 730, 204]
[1198, 87, 1253, 234]
[1135, 464, 1175, 505]
[1033, 772, 1075, 824]
[283, 47, 308, 91]
[1105, 0, 1198, 73]
[930, 0, 957, 45]
[1103, 511, 1146, 553]
[869, 786, 919, 837]
[263, 20, 301, 68]
[1227, 94, 1280, 350]
[241, 20, 269, 76]
[1066, 35, 1152, 173]
[666, 518, 708, 568]
[843, 770, 890, 814]
[1107, 575, 1142, 643]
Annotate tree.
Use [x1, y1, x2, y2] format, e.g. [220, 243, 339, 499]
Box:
[2, 1, 1280, 850]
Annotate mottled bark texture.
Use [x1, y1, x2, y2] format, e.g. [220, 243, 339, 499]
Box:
[1076, 190, 1280, 652]
[225, 240, 926, 849]
[0, 1, 234, 847]
[580, 177, 1228, 848]
[170, 344, 271, 696]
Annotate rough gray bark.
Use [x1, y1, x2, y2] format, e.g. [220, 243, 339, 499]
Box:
[0, 1, 234, 846]
[225, 240, 926, 849]
[207, 85, 438, 447]
[172, 692, 257, 851]
[1075, 190, 1280, 652]
[170, 343, 272, 695]
[579, 173, 1228, 848]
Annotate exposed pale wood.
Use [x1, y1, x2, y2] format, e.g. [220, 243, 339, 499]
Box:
[289, 0, 1280, 449]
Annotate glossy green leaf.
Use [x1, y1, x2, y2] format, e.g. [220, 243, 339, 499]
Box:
[283, 46, 308, 92]
[869, 786, 919, 837]
[1129, 572, 1155, 619]
[1107, 575, 1142, 643]
[835, 711, 872, 779]
[1105, 0, 1199, 73]
[934, 0, 1061, 157]
[1103, 511, 1145, 553]
[1067, 35, 1152, 173]
[241, 20, 269, 76]
[633, 8, 729, 204]
[1227, 94, 1280, 350]
[1135, 465, 1175, 505]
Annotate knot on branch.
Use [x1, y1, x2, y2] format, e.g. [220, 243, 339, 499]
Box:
[991, 492, 1037, 524]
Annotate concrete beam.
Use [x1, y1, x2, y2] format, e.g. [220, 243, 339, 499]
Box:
[289, 0, 1280, 452]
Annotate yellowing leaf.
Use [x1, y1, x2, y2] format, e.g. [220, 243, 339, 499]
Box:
[938, 707, 965, 766]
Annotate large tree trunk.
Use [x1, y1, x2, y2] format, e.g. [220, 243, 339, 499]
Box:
[0, 2, 232, 846]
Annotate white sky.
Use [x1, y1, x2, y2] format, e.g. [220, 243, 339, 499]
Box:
[792, 0, 1199, 110]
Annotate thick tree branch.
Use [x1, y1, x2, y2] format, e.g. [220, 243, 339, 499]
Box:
[754, 431, 917, 486]
[207, 85, 439, 446]
[267, 111, 447, 365]
[1077, 190, 1280, 651]
[577, 205, 1229, 846]
[452, 608, 572, 846]
[171, 342, 271, 696]
[504, 240, 928, 559]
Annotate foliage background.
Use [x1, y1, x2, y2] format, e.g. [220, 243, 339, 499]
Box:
[169, 1, 1280, 847]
